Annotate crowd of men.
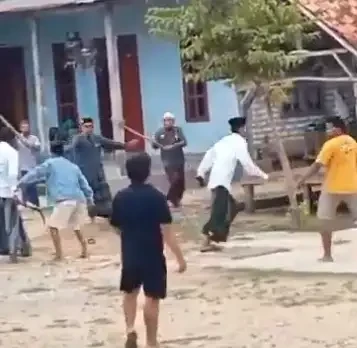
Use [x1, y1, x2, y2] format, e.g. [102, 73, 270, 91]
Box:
[0, 113, 356, 347]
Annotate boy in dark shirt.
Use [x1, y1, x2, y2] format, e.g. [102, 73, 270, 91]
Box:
[110, 152, 186, 348]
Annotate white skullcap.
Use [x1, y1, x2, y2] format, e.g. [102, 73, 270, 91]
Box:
[163, 112, 175, 120]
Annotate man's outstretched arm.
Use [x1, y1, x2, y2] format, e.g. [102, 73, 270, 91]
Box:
[197, 147, 215, 178]
[98, 135, 125, 151]
[238, 141, 268, 179]
[297, 142, 331, 187]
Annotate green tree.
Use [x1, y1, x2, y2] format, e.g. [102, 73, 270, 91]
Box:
[146, 0, 317, 228]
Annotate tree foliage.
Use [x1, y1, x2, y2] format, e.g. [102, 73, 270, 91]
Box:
[145, 0, 317, 86]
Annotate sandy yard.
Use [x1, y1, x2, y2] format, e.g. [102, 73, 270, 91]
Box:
[1, 205, 357, 348]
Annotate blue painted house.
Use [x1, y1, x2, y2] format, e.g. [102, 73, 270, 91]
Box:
[0, 0, 239, 155]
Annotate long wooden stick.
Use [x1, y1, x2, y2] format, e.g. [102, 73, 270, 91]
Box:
[0, 114, 22, 138]
[120, 122, 163, 149]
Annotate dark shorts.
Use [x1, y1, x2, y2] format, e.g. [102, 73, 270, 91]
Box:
[120, 264, 167, 299]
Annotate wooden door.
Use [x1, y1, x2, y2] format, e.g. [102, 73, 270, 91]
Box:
[117, 34, 145, 149]
[0, 47, 28, 128]
[52, 43, 78, 125]
[94, 38, 113, 139]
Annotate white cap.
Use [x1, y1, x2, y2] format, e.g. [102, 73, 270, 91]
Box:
[163, 112, 175, 120]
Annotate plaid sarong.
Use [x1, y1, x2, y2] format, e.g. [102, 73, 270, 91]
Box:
[202, 186, 240, 243]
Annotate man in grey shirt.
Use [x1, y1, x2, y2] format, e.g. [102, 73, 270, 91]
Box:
[68, 117, 138, 218]
[152, 112, 187, 207]
[17, 120, 41, 206]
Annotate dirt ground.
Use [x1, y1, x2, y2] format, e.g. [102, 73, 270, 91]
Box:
[1, 205, 357, 348]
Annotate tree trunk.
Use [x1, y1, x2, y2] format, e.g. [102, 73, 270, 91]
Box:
[264, 94, 301, 229]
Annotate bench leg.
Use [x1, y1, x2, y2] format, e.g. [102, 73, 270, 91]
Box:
[243, 185, 255, 213]
[302, 184, 313, 215]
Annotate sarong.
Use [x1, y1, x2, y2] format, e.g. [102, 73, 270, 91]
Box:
[0, 198, 32, 257]
[164, 164, 185, 206]
[202, 186, 239, 243]
[88, 166, 112, 218]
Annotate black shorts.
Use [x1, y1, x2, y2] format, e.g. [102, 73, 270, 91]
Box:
[120, 264, 167, 299]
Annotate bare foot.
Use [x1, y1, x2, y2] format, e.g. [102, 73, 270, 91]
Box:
[9, 253, 18, 264]
[318, 255, 334, 262]
[79, 251, 88, 259]
[52, 255, 63, 262]
[200, 244, 223, 253]
[125, 331, 138, 348]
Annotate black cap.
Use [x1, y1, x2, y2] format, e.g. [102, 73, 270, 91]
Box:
[228, 117, 246, 130]
[81, 117, 93, 124]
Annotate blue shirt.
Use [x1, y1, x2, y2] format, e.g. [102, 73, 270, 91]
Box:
[18, 156, 93, 204]
[110, 183, 172, 269]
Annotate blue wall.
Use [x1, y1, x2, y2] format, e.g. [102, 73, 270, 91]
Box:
[0, 1, 239, 153]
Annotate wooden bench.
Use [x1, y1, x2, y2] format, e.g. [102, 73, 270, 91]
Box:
[240, 177, 265, 213]
[241, 172, 323, 214]
[301, 175, 323, 215]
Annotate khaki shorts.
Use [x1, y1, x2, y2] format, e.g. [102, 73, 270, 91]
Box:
[48, 200, 88, 230]
[317, 190, 357, 220]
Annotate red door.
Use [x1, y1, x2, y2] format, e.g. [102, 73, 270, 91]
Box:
[117, 34, 145, 150]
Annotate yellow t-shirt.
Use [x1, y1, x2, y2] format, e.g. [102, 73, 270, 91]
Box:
[316, 134, 357, 193]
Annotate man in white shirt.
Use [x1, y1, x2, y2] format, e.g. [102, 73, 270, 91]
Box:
[0, 127, 31, 262]
[196, 117, 268, 252]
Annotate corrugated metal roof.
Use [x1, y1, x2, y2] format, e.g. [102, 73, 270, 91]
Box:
[0, 0, 98, 14]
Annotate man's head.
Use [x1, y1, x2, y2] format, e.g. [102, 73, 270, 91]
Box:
[19, 120, 30, 135]
[126, 152, 151, 184]
[0, 127, 15, 145]
[326, 117, 347, 137]
[80, 117, 94, 135]
[163, 112, 175, 130]
[50, 141, 64, 157]
[228, 117, 246, 135]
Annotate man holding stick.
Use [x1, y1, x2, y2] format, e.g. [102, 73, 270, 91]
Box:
[196, 117, 268, 252]
[152, 112, 187, 208]
[68, 117, 139, 218]
[17, 141, 94, 261]
[17, 119, 41, 206]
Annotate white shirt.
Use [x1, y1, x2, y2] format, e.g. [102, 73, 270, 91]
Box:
[197, 133, 267, 193]
[0, 141, 19, 198]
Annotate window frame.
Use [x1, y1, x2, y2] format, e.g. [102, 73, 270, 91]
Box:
[182, 79, 210, 123]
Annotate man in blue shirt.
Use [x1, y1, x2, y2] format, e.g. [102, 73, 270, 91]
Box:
[17, 142, 94, 261]
[110, 152, 186, 348]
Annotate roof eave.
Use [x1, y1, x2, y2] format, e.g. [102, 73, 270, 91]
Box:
[298, 3, 357, 58]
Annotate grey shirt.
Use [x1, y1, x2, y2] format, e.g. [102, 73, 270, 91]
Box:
[153, 126, 187, 167]
[17, 134, 41, 172]
[68, 133, 125, 185]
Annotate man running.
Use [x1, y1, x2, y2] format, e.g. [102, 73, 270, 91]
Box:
[17, 141, 94, 261]
[69, 117, 138, 218]
[0, 127, 31, 262]
[196, 117, 268, 252]
[110, 152, 186, 348]
[297, 117, 357, 262]
[152, 112, 187, 208]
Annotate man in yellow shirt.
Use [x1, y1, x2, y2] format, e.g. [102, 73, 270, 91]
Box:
[297, 117, 357, 262]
